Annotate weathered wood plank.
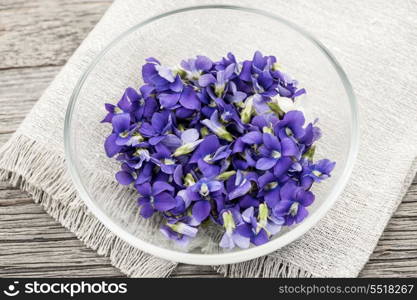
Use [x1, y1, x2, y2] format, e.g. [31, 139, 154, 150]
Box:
[0, 183, 125, 278]
[0, 0, 416, 278]
[0, 0, 112, 69]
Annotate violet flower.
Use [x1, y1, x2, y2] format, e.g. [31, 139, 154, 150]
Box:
[219, 208, 250, 249]
[241, 204, 285, 245]
[111, 113, 132, 146]
[180, 55, 213, 80]
[114, 163, 136, 185]
[275, 110, 306, 140]
[104, 113, 137, 157]
[135, 162, 153, 186]
[257, 171, 289, 208]
[142, 57, 183, 92]
[136, 181, 177, 218]
[139, 110, 172, 145]
[256, 132, 299, 177]
[167, 128, 203, 157]
[216, 98, 245, 132]
[189, 135, 231, 178]
[199, 63, 235, 98]
[306, 159, 336, 182]
[169, 189, 192, 216]
[188, 177, 223, 223]
[160, 217, 198, 247]
[225, 81, 247, 103]
[121, 147, 151, 170]
[273, 180, 315, 225]
[158, 86, 201, 110]
[191, 177, 223, 197]
[151, 144, 177, 175]
[225, 170, 256, 201]
[271, 67, 306, 99]
[216, 52, 239, 71]
[103, 52, 335, 248]
[201, 110, 234, 142]
[102, 87, 141, 123]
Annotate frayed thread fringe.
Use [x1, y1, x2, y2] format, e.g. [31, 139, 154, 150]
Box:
[214, 256, 313, 278]
[0, 134, 176, 278]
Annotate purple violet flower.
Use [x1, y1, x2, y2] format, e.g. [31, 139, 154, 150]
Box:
[256, 132, 299, 177]
[189, 135, 231, 178]
[181, 55, 213, 80]
[201, 110, 234, 142]
[114, 163, 136, 185]
[225, 170, 256, 201]
[158, 86, 201, 110]
[139, 110, 173, 145]
[240, 204, 285, 245]
[273, 180, 315, 225]
[257, 171, 289, 208]
[168, 128, 203, 157]
[103, 52, 335, 248]
[199, 63, 235, 98]
[219, 208, 250, 249]
[275, 110, 306, 140]
[104, 113, 138, 157]
[169, 189, 192, 216]
[160, 217, 198, 247]
[120, 147, 151, 170]
[306, 159, 336, 182]
[191, 177, 223, 197]
[102, 87, 141, 123]
[225, 81, 247, 103]
[187, 177, 223, 223]
[151, 144, 177, 175]
[142, 57, 183, 92]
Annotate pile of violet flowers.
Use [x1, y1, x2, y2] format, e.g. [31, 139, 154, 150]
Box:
[102, 51, 335, 249]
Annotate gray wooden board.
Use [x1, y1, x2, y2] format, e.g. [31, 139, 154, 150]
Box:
[0, 0, 416, 278]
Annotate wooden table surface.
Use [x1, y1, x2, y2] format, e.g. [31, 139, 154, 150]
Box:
[0, 0, 416, 278]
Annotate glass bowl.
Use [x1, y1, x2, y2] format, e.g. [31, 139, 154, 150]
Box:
[64, 5, 358, 265]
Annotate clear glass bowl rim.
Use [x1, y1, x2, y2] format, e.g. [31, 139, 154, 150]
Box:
[64, 4, 359, 265]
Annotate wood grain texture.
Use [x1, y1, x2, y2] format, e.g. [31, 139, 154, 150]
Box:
[0, 0, 416, 278]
